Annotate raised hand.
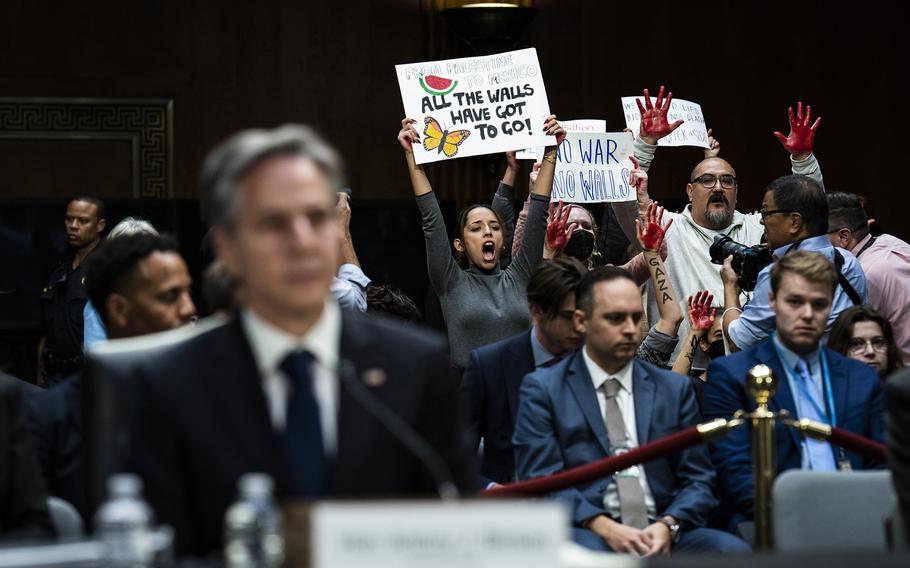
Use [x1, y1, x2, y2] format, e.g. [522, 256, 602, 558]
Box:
[704, 128, 721, 158]
[688, 290, 716, 330]
[397, 117, 420, 151]
[546, 201, 577, 251]
[543, 114, 567, 147]
[636, 85, 685, 145]
[636, 202, 672, 251]
[628, 155, 649, 198]
[505, 150, 519, 172]
[773, 101, 821, 159]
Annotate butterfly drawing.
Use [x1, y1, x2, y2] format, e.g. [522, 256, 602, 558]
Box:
[422, 116, 470, 158]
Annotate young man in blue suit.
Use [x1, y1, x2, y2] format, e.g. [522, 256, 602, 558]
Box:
[704, 250, 883, 530]
[461, 256, 586, 488]
[514, 266, 747, 556]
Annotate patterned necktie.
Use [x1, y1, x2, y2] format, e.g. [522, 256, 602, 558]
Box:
[602, 378, 649, 529]
[280, 350, 327, 496]
[794, 359, 837, 471]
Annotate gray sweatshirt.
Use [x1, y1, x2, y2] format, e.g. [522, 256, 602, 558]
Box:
[416, 191, 549, 369]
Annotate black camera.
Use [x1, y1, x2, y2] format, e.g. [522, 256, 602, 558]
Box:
[709, 235, 773, 292]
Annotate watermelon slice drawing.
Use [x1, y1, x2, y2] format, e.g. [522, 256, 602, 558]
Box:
[419, 74, 458, 96]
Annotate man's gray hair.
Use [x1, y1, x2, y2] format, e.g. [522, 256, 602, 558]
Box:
[107, 217, 159, 239]
[201, 124, 345, 230]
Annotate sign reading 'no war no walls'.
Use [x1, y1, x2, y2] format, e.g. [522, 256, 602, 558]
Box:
[621, 96, 709, 149]
[396, 48, 556, 165]
[552, 133, 637, 204]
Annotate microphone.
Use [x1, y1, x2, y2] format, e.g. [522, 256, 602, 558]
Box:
[337, 359, 460, 500]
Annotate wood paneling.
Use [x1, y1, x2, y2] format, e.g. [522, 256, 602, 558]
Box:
[0, 0, 905, 237]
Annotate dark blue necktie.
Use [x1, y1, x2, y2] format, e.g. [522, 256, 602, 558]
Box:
[280, 350, 327, 497]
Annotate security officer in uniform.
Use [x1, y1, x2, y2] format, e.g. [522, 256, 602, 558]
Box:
[39, 197, 106, 387]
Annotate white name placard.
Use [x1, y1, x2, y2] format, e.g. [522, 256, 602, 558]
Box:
[311, 500, 569, 568]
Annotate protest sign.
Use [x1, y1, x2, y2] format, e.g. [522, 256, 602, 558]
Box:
[621, 96, 709, 148]
[551, 133, 636, 204]
[516, 119, 606, 161]
[396, 48, 555, 164]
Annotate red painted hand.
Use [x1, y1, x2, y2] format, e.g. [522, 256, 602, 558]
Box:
[636, 202, 672, 251]
[547, 201, 576, 251]
[773, 101, 821, 157]
[688, 291, 716, 330]
[636, 86, 685, 144]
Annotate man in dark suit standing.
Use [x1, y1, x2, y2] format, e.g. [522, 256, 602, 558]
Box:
[514, 267, 747, 555]
[1, 373, 53, 541]
[125, 125, 474, 557]
[462, 256, 586, 488]
[704, 250, 883, 531]
[885, 368, 910, 546]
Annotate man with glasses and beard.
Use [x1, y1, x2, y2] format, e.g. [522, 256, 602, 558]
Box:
[613, 89, 825, 365]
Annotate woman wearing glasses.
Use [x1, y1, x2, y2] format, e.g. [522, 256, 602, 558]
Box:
[828, 306, 904, 378]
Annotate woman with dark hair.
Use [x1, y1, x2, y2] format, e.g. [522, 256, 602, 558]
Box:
[828, 306, 904, 378]
[397, 115, 565, 371]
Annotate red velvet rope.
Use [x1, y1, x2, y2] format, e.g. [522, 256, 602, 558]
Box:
[483, 425, 703, 497]
[828, 425, 888, 462]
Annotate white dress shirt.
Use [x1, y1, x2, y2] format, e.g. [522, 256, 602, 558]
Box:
[241, 300, 342, 456]
[582, 347, 657, 519]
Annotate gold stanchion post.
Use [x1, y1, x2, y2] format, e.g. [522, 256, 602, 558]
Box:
[746, 364, 778, 552]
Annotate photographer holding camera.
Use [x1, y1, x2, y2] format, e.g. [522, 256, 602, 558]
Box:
[721, 174, 866, 352]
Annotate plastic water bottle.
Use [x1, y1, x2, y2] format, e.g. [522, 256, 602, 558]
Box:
[94, 474, 155, 567]
[224, 473, 285, 568]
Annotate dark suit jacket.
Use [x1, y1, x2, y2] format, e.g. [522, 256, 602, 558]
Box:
[884, 367, 910, 545]
[461, 329, 535, 486]
[703, 337, 883, 522]
[27, 372, 87, 521]
[125, 313, 475, 557]
[0, 374, 54, 541]
[513, 352, 717, 528]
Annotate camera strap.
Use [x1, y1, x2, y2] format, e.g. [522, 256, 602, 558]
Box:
[785, 240, 862, 306]
[832, 250, 862, 305]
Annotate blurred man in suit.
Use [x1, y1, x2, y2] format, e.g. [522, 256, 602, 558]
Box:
[885, 368, 910, 546]
[126, 125, 474, 556]
[704, 250, 883, 531]
[462, 256, 586, 488]
[514, 267, 747, 555]
[29, 233, 196, 522]
[1, 373, 53, 541]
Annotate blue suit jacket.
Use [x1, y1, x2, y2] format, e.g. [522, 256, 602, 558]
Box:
[513, 351, 717, 528]
[702, 337, 883, 521]
[461, 330, 535, 486]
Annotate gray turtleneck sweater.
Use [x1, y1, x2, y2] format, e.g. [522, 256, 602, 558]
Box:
[416, 191, 549, 369]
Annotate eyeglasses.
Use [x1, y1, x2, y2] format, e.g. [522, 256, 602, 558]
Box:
[689, 174, 737, 189]
[846, 336, 889, 355]
[759, 208, 797, 220]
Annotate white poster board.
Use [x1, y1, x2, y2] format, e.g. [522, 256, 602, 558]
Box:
[552, 132, 636, 203]
[396, 48, 555, 164]
[516, 118, 606, 161]
[621, 96, 709, 148]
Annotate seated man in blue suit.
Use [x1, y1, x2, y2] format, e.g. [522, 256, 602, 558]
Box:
[462, 256, 586, 488]
[704, 250, 883, 530]
[514, 266, 747, 555]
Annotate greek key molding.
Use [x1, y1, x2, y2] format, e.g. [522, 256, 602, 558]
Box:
[0, 98, 173, 198]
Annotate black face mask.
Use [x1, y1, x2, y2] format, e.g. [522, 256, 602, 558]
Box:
[707, 338, 726, 360]
[563, 229, 595, 261]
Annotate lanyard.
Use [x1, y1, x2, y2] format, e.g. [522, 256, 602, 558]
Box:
[773, 341, 837, 428]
